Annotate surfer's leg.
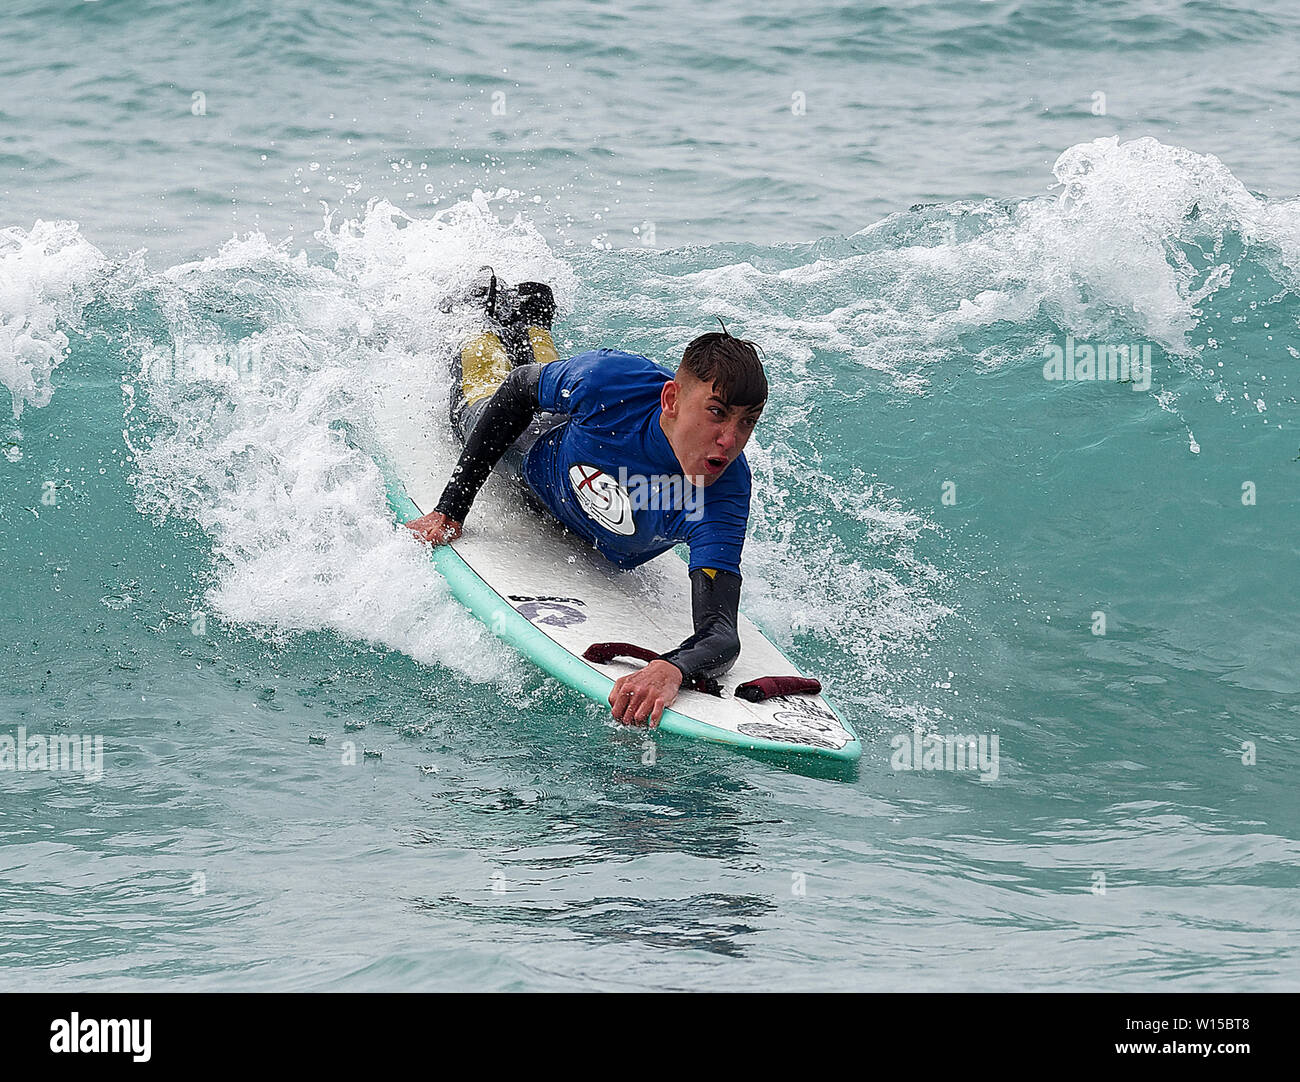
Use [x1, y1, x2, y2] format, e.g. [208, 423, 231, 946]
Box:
[451, 332, 512, 446]
[450, 281, 560, 456]
[442, 278, 564, 528]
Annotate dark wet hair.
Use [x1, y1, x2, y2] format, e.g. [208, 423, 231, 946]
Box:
[677, 318, 768, 409]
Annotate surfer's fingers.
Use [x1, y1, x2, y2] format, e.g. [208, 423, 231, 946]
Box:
[609, 680, 634, 721]
[623, 687, 653, 726]
[404, 512, 461, 546]
[629, 692, 650, 725]
[633, 691, 664, 727]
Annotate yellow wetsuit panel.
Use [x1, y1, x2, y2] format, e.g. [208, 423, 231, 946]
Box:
[461, 326, 560, 406]
[528, 326, 559, 366]
[461, 333, 511, 405]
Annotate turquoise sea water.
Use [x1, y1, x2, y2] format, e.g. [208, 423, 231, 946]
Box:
[1, 0, 1297, 990]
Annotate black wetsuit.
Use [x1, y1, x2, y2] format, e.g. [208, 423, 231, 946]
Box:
[436, 363, 742, 684]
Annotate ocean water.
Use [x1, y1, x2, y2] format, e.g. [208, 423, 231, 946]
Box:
[1, 0, 1297, 991]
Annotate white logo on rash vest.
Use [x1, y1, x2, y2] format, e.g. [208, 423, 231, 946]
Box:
[568, 463, 635, 536]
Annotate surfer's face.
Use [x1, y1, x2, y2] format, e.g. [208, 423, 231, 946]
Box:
[659, 376, 763, 486]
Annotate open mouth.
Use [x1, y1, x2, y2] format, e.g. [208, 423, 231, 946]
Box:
[704, 456, 727, 474]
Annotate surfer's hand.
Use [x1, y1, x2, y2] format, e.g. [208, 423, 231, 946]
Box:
[609, 659, 683, 728]
[405, 510, 463, 545]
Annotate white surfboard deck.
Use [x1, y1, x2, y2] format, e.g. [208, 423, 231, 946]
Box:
[375, 384, 859, 759]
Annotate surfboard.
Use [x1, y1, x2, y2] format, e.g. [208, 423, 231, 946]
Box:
[374, 387, 861, 762]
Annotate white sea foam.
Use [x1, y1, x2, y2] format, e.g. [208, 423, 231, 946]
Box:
[0, 219, 105, 419]
[128, 194, 578, 686]
[778, 137, 1300, 392]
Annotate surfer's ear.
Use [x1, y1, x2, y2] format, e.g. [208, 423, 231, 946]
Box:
[661, 378, 681, 417]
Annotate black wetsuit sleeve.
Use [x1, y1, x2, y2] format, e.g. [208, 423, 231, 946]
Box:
[657, 568, 742, 683]
[434, 363, 543, 523]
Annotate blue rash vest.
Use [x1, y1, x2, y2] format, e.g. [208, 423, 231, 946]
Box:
[521, 349, 752, 576]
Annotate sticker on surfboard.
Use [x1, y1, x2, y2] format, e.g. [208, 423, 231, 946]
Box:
[739, 696, 850, 751]
[508, 594, 589, 628]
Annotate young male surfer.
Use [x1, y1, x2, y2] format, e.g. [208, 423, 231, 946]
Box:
[406, 278, 767, 729]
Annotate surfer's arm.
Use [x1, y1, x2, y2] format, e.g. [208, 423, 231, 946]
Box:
[657, 567, 742, 682]
[611, 568, 739, 725]
[433, 363, 545, 523]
